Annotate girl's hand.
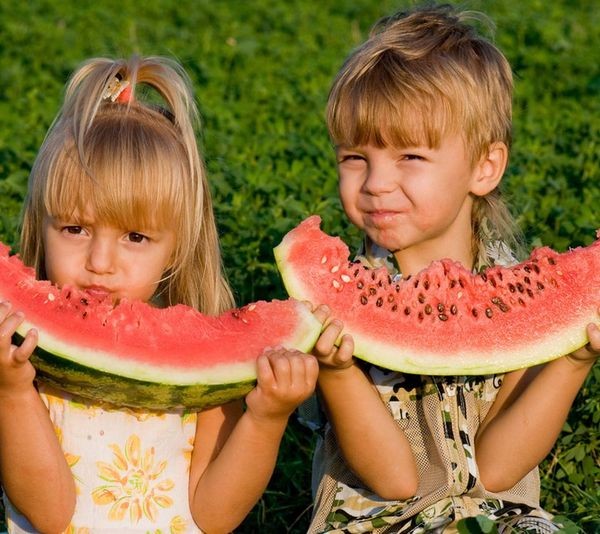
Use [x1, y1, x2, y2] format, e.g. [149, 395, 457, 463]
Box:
[245, 347, 318, 422]
[312, 305, 355, 371]
[0, 301, 38, 395]
[567, 311, 600, 365]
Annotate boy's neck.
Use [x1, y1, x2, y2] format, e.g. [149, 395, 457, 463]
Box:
[392, 220, 475, 277]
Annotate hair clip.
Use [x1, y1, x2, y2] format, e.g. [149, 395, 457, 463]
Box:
[102, 76, 132, 103]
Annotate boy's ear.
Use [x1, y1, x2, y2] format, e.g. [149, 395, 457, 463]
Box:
[470, 142, 508, 197]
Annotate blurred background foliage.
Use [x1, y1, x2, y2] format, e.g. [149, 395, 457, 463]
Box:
[0, 0, 598, 532]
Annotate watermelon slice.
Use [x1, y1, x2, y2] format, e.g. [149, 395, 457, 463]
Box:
[0, 243, 321, 410]
[274, 216, 600, 375]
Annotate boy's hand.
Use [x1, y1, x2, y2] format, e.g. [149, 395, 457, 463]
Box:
[245, 347, 318, 422]
[567, 309, 600, 365]
[0, 301, 38, 395]
[311, 305, 355, 371]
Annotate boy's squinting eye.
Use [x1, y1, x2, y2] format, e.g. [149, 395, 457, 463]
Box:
[337, 153, 365, 164]
[401, 153, 424, 161]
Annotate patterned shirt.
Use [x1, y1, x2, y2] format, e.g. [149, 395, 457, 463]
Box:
[308, 368, 559, 533]
[307, 240, 559, 533]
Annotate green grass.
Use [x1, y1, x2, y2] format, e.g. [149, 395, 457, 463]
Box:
[0, 0, 598, 532]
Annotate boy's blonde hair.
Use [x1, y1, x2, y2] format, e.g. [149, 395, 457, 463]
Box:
[20, 56, 234, 314]
[327, 4, 524, 266]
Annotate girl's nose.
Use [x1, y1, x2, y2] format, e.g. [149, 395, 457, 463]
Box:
[85, 237, 116, 274]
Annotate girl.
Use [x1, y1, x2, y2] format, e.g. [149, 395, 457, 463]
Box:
[308, 5, 600, 533]
[0, 55, 320, 533]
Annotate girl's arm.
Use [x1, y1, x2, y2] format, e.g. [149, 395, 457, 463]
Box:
[0, 303, 76, 533]
[189, 347, 318, 534]
[476, 316, 600, 492]
[312, 311, 418, 501]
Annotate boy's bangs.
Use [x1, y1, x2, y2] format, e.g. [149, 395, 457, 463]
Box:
[44, 136, 186, 233]
[329, 56, 456, 149]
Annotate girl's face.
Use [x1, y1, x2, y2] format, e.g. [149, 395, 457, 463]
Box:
[337, 134, 482, 275]
[42, 209, 176, 304]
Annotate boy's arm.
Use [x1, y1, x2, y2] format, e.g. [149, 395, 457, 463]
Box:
[312, 315, 418, 501]
[189, 348, 318, 534]
[476, 318, 600, 492]
[0, 305, 76, 533]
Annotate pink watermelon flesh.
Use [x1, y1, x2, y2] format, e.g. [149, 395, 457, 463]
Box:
[0, 242, 321, 410]
[274, 216, 600, 375]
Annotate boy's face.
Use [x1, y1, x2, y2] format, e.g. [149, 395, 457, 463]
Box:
[42, 207, 176, 305]
[336, 134, 482, 273]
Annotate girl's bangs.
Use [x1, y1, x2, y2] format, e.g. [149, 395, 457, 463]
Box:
[44, 125, 187, 233]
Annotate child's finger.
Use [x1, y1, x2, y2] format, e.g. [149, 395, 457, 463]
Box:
[311, 304, 331, 325]
[0, 301, 12, 322]
[304, 355, 319, 387]
[313, 319, 343, 356]
[0, 310, 25, 343]
[269, 351, 294, 386]
[334, 334, 355, 365]
[12, 328, 38, 365]
[585, 323, 600, 354]
[255, 353, 276, 388]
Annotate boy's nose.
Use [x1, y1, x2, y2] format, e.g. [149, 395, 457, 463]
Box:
[362, 164, 398, 195]
[85, 237, 116, 274]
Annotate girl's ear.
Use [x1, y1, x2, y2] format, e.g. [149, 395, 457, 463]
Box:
[470, 142, 508, 197]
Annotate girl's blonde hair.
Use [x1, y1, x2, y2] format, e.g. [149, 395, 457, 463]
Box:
[20, 56, 234, 314]
[327, 4, 524, 266]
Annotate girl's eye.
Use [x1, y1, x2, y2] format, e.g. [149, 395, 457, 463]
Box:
[127, 232, 147, 243]
[63, 226, 83, 235]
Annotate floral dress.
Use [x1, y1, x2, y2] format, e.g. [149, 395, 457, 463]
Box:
[3, 383, 202, 534]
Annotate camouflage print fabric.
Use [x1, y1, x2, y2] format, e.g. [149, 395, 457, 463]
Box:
[307, 369, 561, 533]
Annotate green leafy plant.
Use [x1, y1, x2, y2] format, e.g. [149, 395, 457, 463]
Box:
[0, 1, 597, 532]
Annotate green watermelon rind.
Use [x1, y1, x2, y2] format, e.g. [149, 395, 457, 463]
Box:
[29, 349, 254, 411]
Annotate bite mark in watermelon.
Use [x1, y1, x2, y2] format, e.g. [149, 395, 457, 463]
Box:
[0, 242, 322, 410]
[274, 216, 600, 375]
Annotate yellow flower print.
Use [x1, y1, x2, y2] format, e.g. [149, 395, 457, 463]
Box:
[62, 526, 90, 534]
[170, 515, 188, 533]
[92, 434, 175, 524]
